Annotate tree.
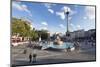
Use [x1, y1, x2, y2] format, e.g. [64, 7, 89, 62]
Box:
[36, 30, 49, 40]
[12, 17, 49, 41]
[12, 17, 31, 37]
[12, 17, 39, 41]
[31, 31, 38, 41]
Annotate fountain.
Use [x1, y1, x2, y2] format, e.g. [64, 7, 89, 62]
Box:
[41, 9, 75, 51]
[53, 36, 63, 45]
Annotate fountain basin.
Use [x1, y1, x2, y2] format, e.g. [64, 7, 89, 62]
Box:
[42, 42, 74, 50]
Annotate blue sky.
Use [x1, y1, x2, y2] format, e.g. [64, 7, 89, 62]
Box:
[12, 1, 96, 34]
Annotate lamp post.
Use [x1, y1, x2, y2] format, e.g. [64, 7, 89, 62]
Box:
[64, 9, 70, 39]
[64, 9, 70, 52]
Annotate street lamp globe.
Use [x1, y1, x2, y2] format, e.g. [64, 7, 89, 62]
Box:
[64, 9, 70, 15]
[66, 11, 69, 15]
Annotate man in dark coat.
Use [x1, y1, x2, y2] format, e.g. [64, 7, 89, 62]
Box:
[29, 53, 32, 63]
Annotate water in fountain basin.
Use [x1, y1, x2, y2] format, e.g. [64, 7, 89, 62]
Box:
[42, 42, 74, 49]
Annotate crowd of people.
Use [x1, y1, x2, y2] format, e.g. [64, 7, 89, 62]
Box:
[22, 37, 96, 63]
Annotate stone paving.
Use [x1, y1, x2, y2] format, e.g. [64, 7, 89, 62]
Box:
[11, 42, 96, 66]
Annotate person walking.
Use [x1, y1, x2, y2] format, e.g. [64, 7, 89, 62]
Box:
[29, 53, 32, 63]
[23, 49, 27, 54]
[76, 41, 80, 51]
[33, 53, 37, 62]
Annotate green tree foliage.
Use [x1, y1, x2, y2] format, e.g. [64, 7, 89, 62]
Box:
[31, 31, 39, 41]
[12, 17, 49, 41]
[36, 29, 49, 40]
[12, 17, 31, 37]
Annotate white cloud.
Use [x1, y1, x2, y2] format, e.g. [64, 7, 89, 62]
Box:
[56, 12, 73, 20]
[69, 24, 82, 31]
[76, 25, 82, 30]
[48, 9, 54, 14]
[59, 24, 65, 29]
[56, 11, 65, 20]
[41, 27, 48, 30]
[12, 2, 23, 11]
[56, 6, 76, 20]
[62, 6, 76, 15]
[83, 16, 88, 20]
[44, 3, 56, 8]
[44, 3, 51, 8]
[62, 6, 71, 12]
[68, 17, 72, 20]
[41, 22, 48, 26]
[85, 6, 95, 20]
[44, 3, 56, 14]
[21, 4, 30, 13]
[12, 1, 32, 17]
[70, 23, 74, 27]
[69, 23, 74, 32]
